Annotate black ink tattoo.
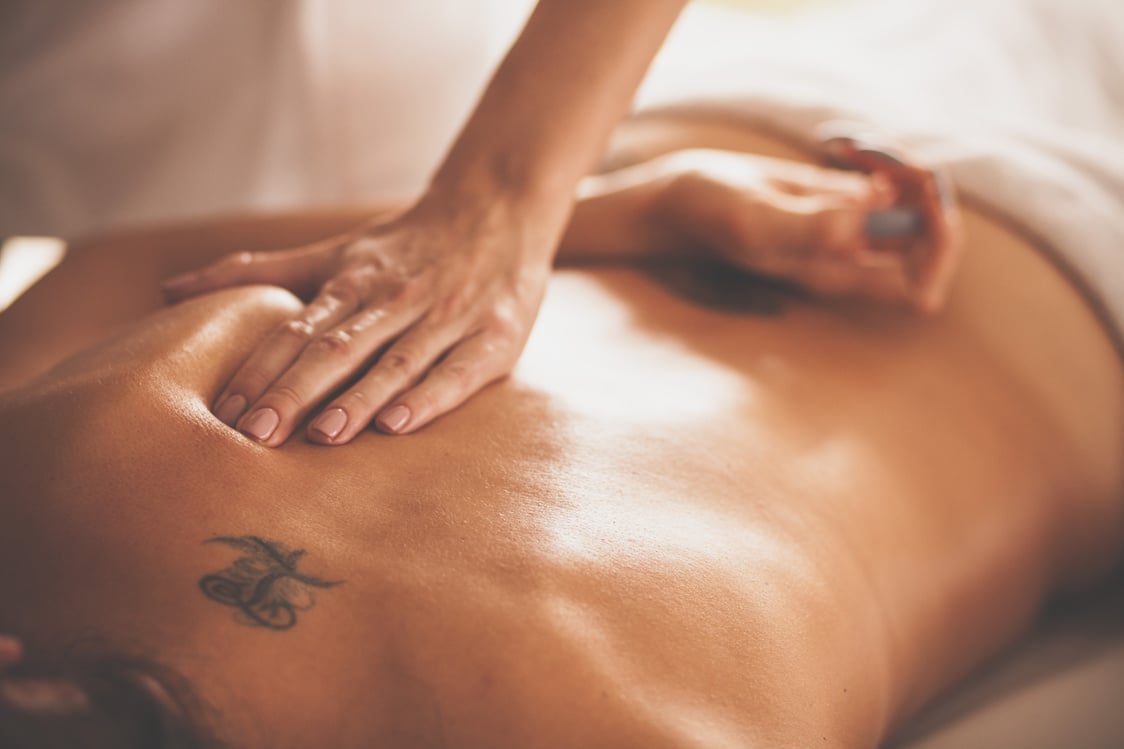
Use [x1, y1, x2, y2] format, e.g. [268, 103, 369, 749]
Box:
[198, 536, 343, 631]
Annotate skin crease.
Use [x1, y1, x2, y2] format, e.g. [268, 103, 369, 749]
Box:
[0, 118, 1122, 748]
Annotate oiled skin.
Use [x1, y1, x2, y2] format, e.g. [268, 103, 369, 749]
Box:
[0, 122, 1121, 748]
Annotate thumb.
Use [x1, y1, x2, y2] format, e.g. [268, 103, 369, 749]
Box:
[161, 241, 339, 301]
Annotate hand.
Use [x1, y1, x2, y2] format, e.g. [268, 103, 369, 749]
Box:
[162, 199, 555, 445]
[649, 139, 962, 313]
[0, 634, 90, 716]
[815, 125, 963, 313]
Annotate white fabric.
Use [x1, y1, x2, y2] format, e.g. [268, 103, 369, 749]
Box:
[636, 0, 1124, 350]
[891, 580, 1124, 749]
[0, 0, 534, 239]
[1, 0, 1120, 340]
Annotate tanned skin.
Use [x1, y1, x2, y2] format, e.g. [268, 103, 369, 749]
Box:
[0, 119, 1121, 748]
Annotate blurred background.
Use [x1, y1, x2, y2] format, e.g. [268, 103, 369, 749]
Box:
[706, 0, 848, 12]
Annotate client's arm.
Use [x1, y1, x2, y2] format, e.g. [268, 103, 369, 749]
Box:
[0, 144, 953, 400]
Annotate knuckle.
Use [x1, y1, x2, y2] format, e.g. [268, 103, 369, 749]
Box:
[220, 251, 255, 272]
[319, 285, 357, 312]
[265, 384, 306, 411]
[441, 360, 473, 387]
[380, 351, 417, 377]
[278, 318, 316, 344]
[485, 304, 526, 342]
[384, 276, 428, 307]
[309, 329, 354, 359]
[342, 307, 387, 336]
[429, 289, 472, 322]
[323, 272, 368, 307]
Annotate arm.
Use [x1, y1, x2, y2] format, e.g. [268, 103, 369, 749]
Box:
[423, 0, 690, 253]
[163, 0, 689, 446]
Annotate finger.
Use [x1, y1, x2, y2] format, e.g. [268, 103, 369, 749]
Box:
[768, 163, 894, 205]
[763, 198, 915, 304]
[849, 253, 914, 305]
[867, 162, 959, 311]
[234, 298, 433, 446]
[801, 251, 912, 306]
[818, 133, 963, 313]
[161, 240, 339, 301]
[779, 204, 920, 309]
[818, 126, 912, 176]
[0, 679, 90, 715]
[305, 322, 468, 444]
[728, 192, 869, 282]
[905, 169, 963, 314]
[211, 273, 374, 426]
[785, 193, 873, 259]
[375, 331, 515, 436]
[0, 635, 21, 668]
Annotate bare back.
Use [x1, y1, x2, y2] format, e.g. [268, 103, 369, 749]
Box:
[1, 124, 1121, 748]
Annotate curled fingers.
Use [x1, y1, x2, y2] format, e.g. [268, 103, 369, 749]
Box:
[230, 281, 433, 445]
[305, 321, 475, 444]
[211, 273, 372, 428]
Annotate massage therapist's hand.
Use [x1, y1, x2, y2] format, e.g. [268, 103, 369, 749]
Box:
[162, 196, 554, 444]
[169, 0, 692, 444]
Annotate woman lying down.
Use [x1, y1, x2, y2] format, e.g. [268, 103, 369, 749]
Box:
[0, 117, 1121, 749]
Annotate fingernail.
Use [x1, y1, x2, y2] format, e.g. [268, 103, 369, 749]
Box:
[378, 405, 411, 433]
[310, 408, 348, 440]
[865, 208, 923, 239]
[242, 408, 280, 441]
[859, 145, 907, 169]
[214, 394, 247, 425]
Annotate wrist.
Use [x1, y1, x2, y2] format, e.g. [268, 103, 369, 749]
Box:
[429, 147, 575, 212]
[418, 166, 576, 263]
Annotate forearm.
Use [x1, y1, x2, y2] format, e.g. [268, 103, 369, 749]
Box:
[425, 0, 688, 256]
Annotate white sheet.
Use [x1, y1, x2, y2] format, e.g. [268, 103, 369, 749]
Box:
[891, 580, 1124, 748]
[636, 0, 1124, 352]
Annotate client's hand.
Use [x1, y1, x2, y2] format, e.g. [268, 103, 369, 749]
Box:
[646, 142, 961, 313]
[0, 635, 90, 716]
[162, 199, 554, 445]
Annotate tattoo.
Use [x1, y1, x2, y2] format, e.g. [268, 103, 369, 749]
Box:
[198, 536, 343, 631]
